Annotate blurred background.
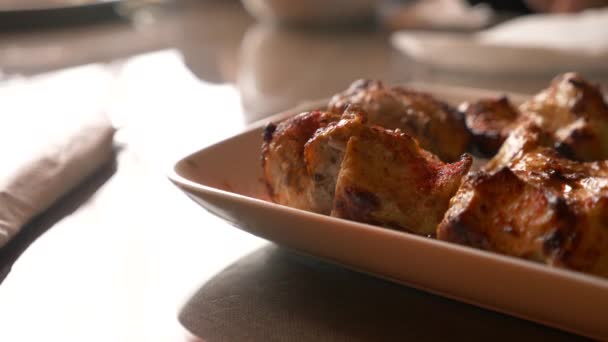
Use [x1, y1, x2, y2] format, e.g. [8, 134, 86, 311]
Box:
[0, 1, 607, 341]
[2, 0, 607, 122]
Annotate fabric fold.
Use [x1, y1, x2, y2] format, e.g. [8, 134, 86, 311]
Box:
[0, 66, 116, 247]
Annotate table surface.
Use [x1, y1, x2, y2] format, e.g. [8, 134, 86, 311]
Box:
[0, 1, 606, 341]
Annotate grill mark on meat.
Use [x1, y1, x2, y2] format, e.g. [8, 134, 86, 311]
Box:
[334, 186, 381, 223]
[344, 187, 380, 212]
[263, 122, 277, 143]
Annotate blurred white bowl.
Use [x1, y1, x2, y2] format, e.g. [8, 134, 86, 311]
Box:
[237, 24, 393, 122]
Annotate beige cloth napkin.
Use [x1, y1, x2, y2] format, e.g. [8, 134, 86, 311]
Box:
[0, 67, 115, 248]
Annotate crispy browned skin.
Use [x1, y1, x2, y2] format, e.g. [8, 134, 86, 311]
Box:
[458, 73, 608, 160]
[438, 168, 576, 262]
[507, 147, 608, 278]
[519, 72, 608, 161]
[460, 96, 520, 156]
[303, 110, 367, 215]
[483, 120, 552, 172]
[440, 123, 608, 277]
[327, 79, 470, 162]
[263, 107, 472, 233]
[332, 126, 472, 236]
[261, 110, 340, 212]
[263, 74, 608, 278]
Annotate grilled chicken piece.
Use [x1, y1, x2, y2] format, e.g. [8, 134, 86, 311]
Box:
[261, 110, 340, 212]
[331, 126, 472, 236]
[437, 168, 576, 262]
[303, 110, 367, 215]
[327, 79, 470, 162]
[510, 150, 608, 276]
[483, 120, 552, 172]
[460, 96, 520, 156]
[264, 106, 472, 234]
[440, 125, 608, 277]
[519, 72, 608, 161]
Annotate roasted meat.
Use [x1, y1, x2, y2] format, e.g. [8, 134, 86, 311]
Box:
[303, 110, 367, 215]
[459, 73, 608, 160]
[437, 168, 576, 262]
[519, 72, 608, 161]
[483, 121, 552, 172]
[262, 74, 608, 278]
[439, 123, 608, 277]
[263, 106, 472, 233]
[261, 110, 340, 212]
[460, 96, 520, 156]
[332, 127, 472, 236]
[327, 79, 470, 162]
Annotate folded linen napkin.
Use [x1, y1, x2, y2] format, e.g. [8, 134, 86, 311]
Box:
[0, 66, 115, 248]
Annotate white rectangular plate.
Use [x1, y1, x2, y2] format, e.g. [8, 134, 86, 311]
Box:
[391, 31, 608, 74]
[168, 83, 608, 340]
